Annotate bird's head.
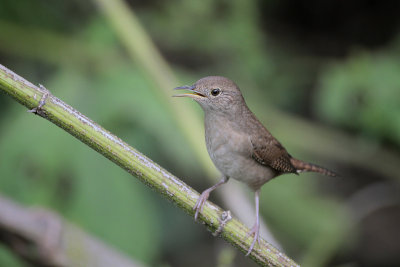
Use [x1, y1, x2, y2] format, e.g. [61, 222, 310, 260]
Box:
[173, 76, 245, 113]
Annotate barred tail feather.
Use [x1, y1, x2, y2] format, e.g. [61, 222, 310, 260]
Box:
[290, 158, 337, 177]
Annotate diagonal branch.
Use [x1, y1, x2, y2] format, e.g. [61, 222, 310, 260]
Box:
[0, 64, 299, 266]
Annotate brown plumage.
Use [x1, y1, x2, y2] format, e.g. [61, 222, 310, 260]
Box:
[251, 139, 297, 174]
[290, 158, 337, 176]
[251, 133, 337, 176]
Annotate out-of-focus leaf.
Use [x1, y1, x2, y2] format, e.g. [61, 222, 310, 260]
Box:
[316, 49, 400, 145]
[0, 246, 22, 267]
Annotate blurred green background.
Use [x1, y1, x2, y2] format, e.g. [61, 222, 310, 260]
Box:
[1, 0, 400, 266]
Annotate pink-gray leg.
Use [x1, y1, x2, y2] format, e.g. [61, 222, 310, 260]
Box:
[246, 189, 261, 256]
[193, 176, 229, 220]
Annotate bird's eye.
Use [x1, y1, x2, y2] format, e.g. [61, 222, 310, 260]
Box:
[211, 88, 221, 96]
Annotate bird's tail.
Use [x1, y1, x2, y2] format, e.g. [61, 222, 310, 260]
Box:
[290, 158, 337, 177]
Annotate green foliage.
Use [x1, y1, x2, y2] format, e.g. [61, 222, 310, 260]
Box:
[316, 46, 400, 145]
[0, 245, 22, 267]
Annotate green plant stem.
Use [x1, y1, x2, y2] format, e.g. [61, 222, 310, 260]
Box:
[0, 64, 299, 266]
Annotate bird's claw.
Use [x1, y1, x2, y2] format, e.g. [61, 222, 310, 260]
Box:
[245, 224, 260, 256]
[193, 190, 210, 221]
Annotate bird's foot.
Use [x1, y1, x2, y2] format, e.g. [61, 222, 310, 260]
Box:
[245, 223, 260, 256]
[193, 189, 211, 221]
[193, 177, 229, 221]
[28, 84, 50, 116]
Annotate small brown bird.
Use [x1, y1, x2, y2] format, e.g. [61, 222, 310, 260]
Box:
[174, 76, 336, 255]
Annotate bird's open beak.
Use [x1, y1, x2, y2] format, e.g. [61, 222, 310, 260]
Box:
[173, 85, 206, 98]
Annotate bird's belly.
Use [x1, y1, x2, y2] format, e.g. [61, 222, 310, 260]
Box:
[207, 135, 276, 190]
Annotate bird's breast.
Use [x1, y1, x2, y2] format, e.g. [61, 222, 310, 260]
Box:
[204, 116, 276, 189]
[205, 117, 250, 161]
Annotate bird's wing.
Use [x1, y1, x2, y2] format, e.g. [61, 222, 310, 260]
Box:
[250, 136, 297, 174]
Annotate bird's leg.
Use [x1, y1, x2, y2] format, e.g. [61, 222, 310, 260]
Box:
[193, 176, 229, 220]
[245, 189, 261, 256]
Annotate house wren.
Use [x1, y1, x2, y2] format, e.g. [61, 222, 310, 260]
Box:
[174, 76, 336, 255]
